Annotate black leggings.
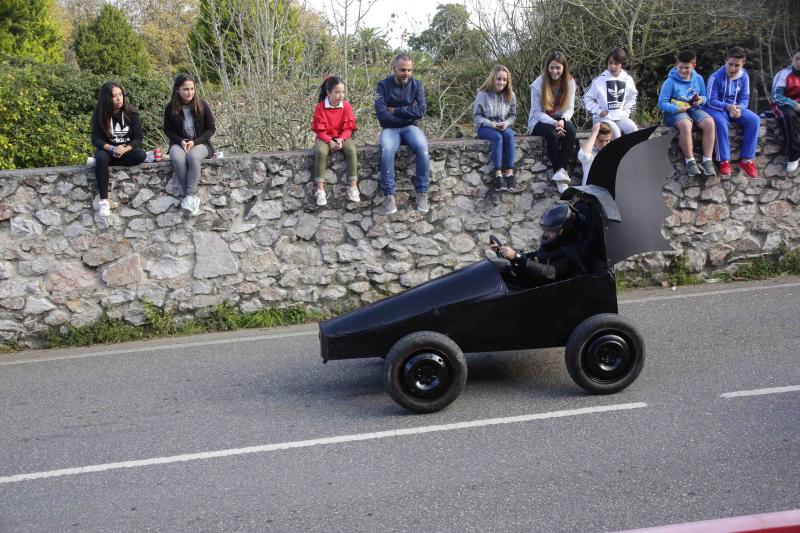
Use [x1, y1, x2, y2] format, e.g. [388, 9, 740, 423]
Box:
[94, 148, 147, 199]
[778, 105, 800, 162]
[531, 120, 577, 172]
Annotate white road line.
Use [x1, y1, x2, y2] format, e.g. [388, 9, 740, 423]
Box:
[720, 385, 800, 398]
[0, 329, 317, 366]
[619, 280, 800, 305]
[0, 402, 646, 485]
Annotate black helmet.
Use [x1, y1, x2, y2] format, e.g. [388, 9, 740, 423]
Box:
[539, 203, 577, 245]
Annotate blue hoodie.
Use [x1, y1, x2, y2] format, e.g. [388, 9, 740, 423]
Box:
[704, 65, 750, 112]
[658, 68, 707, 115]
[374, 75, 427, 129]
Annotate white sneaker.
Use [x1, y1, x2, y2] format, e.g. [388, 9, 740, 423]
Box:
[551, 168, 570, 183]
[556, 182, 570, 194]
[787, 159, 799, 173]
[97, 199, 111, 217]
[315, 189, 327, 206]
[181, 196, 192, 212]
[190, 196, 201, 216]
[347, 186, 360, 202]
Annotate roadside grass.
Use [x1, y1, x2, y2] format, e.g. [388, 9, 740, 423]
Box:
[44, 301, 328, 349]
[4, 249, 798, 351]
[724, 246, 800, 281]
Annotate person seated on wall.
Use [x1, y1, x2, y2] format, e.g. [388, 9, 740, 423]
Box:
[90, 81, 147, 218]
[374, 53, 430, 215]
[704, 46, 761, 178]
[578, 121, 613, 186]
[489, 202, 605, 288]
[772, 48, 800, 173]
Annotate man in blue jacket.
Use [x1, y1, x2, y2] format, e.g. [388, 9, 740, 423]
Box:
[375, 53, 430, 214]
[705, 46, 761, 178]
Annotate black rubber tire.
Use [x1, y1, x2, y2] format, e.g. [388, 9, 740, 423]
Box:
[384, 331, 467, 413]
[565, 313, 645, 394]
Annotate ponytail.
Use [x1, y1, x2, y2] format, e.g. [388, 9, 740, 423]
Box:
[319, 76, 344, 102]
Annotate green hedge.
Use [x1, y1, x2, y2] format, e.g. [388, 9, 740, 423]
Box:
[0, 56, 171, 170]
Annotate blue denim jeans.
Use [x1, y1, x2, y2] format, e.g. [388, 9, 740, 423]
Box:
[476, 126, 516, 171]
[379, 125, 430, 195]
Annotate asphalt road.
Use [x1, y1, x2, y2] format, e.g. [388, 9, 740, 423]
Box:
[1, 278, 799, 532]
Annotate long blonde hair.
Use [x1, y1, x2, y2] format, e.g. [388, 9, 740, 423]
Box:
[541, 51, 573, 114]
[478, 65, 514, 103]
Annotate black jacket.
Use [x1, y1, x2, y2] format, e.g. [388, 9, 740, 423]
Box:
[163, 99, 216, 155]
[91, 110, 143, 150]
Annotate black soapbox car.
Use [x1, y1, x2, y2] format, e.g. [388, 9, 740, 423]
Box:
[319, 127, 674, 413]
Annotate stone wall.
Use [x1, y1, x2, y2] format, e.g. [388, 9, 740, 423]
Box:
[1, 121, 798, 346]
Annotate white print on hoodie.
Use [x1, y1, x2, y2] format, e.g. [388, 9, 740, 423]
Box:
[583, 69, 638, 121]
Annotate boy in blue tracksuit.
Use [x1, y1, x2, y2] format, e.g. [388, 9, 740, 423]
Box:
[658, 50, 716, 177]
[704, 46, 761, 178]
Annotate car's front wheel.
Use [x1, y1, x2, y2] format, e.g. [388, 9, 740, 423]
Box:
[384, 331, 467, 413]
[565, 313, 644, 394]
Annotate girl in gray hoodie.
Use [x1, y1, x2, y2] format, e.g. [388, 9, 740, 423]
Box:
[473, 65, 518, 191]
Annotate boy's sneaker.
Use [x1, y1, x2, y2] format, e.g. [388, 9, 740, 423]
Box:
[685, 159, 700, 177]
[505, 175, 516, 192]
[416, 192, 430, 214]
[719, 160, 731, 176]
[493, 175, 505, 191]
[699, 159, 716, 176]
[738, 160, 757, 179]
[787, 159, 799, 173]
[97, 199, 111, 217]
[347, 186, 360, 202]
[556, 181, 570, 194]
[384, 194, 397, 215]
[315, 189, 327, 206]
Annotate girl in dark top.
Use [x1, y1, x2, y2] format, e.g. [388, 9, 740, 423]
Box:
[164, 73, 216, 216]
[90, 81, 146, 217]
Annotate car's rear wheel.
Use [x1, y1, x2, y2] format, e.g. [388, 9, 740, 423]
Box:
[384, 331, 467, 413]
[565, 313, 644, 394]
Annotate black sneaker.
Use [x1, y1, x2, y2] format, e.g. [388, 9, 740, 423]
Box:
[505, 175, 516, 192]
[493, 175, 506, 191]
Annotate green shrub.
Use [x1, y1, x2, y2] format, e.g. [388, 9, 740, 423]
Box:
[0, 56, 170, 169]
[667, 254, 701, 286]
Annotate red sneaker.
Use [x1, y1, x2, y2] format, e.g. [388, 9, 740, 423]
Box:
[719, 160, 731, 176]
[738, 160, 757, 178]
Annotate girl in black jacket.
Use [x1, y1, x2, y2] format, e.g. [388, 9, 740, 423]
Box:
[91, 81, 147, 217]
[164, 74, 216, 216]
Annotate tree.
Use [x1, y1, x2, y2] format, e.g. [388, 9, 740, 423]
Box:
[119, 0, 199, 74]
[188, 0, 303, 87]
[73, 4, 151, 77]
[0, 0, 64, 63]
[408, 4, 486, 64]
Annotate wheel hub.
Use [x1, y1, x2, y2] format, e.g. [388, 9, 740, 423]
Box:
[402, 353, 449, 398]
[584, 333, 632, 381]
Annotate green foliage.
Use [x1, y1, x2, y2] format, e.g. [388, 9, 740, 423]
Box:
[188, 0, 303, 83]
[0, 0, 63, 63]
[408, 4, 487, 64]
[74, 4, 151, 77]
[45, 301, 317, 349]
[0, 56, 169, 169]
[731, 247, 800, 281]
[667, 255, 701, 286]
[0, 63, 90, 169]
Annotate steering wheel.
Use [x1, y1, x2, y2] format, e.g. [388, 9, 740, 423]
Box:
[489, 235, 504, 257]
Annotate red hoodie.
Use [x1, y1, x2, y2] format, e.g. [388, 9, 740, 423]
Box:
[311, 100, 356, 143]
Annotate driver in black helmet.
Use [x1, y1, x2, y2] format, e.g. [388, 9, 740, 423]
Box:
[490, 202, 595, 284]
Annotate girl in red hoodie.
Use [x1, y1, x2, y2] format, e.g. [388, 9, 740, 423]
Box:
[311, 76, 359, 206]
